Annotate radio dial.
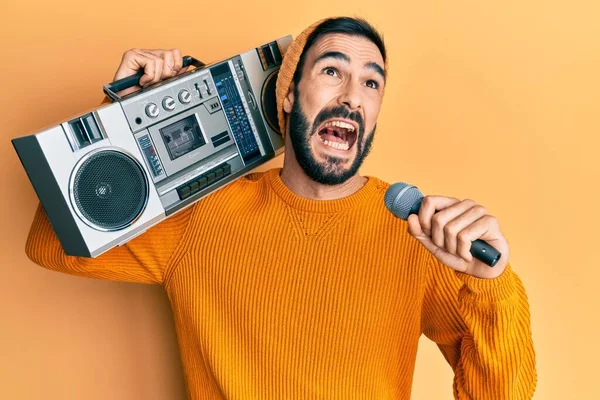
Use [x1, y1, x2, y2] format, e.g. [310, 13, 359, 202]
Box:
[163, 96, 176, 111]
[145, 103, 159, 118]
[178, 90, 192, 104]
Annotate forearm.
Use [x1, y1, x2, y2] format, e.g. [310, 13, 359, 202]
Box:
[25, 203, 193, 284]
[26, 203, 99, 277]
[451, 266, 537, 399]
[422, 256, 537, 399]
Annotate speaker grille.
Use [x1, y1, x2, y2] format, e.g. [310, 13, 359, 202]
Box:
[71, 150, 149, 231]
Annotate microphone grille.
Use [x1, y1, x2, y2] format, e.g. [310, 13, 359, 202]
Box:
[384, 182, 424, 220]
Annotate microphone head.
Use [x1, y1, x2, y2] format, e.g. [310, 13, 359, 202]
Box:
[384, 182, 424, 220]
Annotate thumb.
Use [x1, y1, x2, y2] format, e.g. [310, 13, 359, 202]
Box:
[407, 214, 423, 238]
[176, 66, 190, 75]
[407, 213, 443, 259]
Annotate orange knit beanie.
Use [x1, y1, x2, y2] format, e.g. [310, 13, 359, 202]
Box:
[275, 19, 324, 137]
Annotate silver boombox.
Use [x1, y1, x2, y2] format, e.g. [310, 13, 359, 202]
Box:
[13, 36, 292, 257]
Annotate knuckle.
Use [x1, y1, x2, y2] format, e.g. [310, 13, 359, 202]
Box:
[431, 213, 444, 226]
[474, 205, 487, 215]
[457, 231, 469, 242]
[485, 215, 498, 226]
[123, 49, 137, 59]
[422, 196, 434, 209]
[443, 223, 457, 236]
[462, 198, 476, 206]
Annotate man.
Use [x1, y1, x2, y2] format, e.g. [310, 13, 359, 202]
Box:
[26, 17, 537, 399]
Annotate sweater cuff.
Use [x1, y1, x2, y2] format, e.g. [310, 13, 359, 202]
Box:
[455, 263, 518, 304]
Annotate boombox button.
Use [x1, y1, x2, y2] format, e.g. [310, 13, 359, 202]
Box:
[163, 96, 176, 111]
[145, 103, 160, 118]
[205, 172, 216, 184]
[177, 185, 192, 199]
[189, 181, 200, 193]
[196, 176, 208, 189]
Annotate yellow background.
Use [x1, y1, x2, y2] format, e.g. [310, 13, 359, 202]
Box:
[1, 0, 598, 398]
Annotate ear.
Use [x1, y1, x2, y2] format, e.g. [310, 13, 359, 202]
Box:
[283, 82, 295, 114]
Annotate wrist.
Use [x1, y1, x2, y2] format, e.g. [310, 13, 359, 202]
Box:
[455, 263, 517, 303]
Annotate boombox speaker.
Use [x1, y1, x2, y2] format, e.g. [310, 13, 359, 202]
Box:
[70, 149, 149, 231]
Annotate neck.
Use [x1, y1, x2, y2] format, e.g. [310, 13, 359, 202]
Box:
[279, 150, 367, 201]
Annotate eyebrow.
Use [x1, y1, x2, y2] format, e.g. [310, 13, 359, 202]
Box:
[313, 51, 386, 83]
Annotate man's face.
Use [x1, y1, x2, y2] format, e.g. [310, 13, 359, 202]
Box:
[284, 33, 386, 185]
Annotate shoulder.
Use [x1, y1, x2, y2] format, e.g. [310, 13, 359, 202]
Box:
[241, 170, 270, 183]
[189, 168, 274, 211]
[366, 174, 391, 191]
[216, 168, 272, 196]
[364, 174, 392, 206]
[360, 174, 414, 237]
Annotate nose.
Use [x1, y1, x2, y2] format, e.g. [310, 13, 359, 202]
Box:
[338, 79, 362, 111]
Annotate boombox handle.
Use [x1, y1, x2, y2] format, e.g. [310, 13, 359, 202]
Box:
[103, 55, 205, 102]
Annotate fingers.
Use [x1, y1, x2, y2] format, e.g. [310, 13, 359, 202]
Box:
[114, 48, 186, 92]
[455, 215, 499, 261]
[407, 213, 424, 238]
[430, 199, 477, 249]
[418, 196, 461, 237]
[408, 214, 441, 257]
[135, 49, 164, 87]
[414, 196, 494, 261]
[442, 204, 488, 258]
[174, 48, 190, 76]
[407, 195, 508, 275]
[146, 49, 175, 79]
[171, 48, 184, 73]
[148, 49, 187, 78]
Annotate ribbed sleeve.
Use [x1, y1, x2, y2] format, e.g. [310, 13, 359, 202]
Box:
[25, 203, 194, 284]
[421, 254, 537, 399]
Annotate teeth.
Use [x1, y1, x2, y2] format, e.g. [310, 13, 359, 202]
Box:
[321, 137, 350, 151]
[323, 120, 355, 132]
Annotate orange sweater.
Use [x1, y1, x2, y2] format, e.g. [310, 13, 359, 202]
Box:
[26, 168, 536, 399]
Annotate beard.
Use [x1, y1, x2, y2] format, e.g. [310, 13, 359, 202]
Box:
[288, 91, 376, 186]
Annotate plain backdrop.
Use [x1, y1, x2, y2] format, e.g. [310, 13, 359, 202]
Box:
[1, 0, 599, 398]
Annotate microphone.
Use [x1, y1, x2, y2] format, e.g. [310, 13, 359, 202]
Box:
[384, 183, 501, 267]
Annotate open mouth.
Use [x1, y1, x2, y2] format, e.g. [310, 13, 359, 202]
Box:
[316, 119, 358, 152]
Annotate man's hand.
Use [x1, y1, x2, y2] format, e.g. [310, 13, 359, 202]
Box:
[112, 48, 188, 97]
[407, 196, 510, 279]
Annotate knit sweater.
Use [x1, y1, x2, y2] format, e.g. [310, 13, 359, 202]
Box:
[26, 168, 536, 399]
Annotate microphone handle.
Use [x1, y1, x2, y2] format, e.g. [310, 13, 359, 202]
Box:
[409, 198, 501, 267]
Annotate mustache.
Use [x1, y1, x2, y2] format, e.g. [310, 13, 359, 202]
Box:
[311, 106, 364, 135]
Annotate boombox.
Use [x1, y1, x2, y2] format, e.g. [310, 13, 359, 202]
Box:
[13, 36, 292, 257]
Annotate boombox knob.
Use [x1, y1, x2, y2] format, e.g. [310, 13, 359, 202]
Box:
[178, 89, 192, 104]
[145, 102, 159, 118]
[162, 96, 176, 111]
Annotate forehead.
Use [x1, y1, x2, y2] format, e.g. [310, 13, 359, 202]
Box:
[305, 33, 384, 67]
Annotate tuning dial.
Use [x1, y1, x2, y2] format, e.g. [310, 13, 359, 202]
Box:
[178, 89, 192, 104]
[145, 102, 159, 118]
[162, 96, 176, 111]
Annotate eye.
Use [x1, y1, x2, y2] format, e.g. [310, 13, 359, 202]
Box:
[366, 79, 380, 89]
[322, 67, 339, 77]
